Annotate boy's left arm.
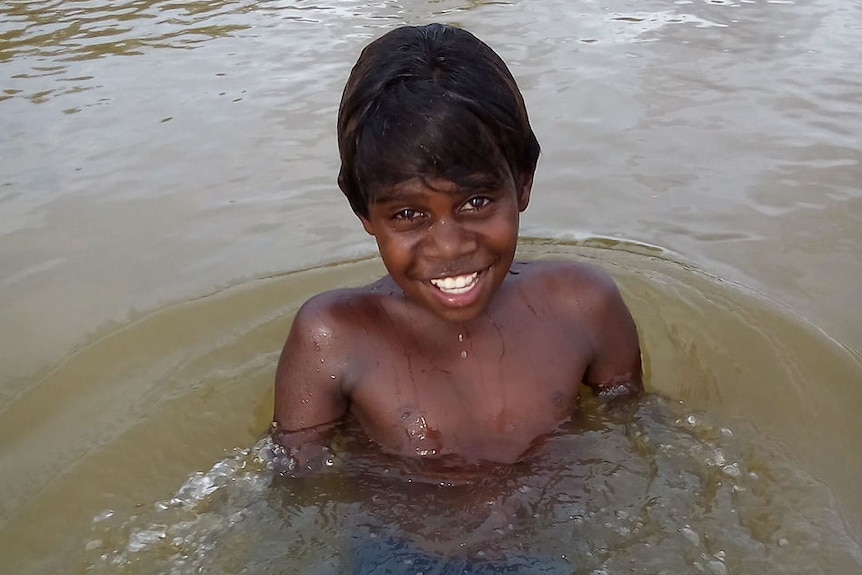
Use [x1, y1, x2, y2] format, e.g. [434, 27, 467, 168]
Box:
[581, 271, 644, 401]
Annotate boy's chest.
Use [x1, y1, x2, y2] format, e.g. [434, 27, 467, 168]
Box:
[348, 329, 591, 463]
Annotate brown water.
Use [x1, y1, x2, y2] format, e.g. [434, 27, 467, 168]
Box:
[1, 0, 860, 573]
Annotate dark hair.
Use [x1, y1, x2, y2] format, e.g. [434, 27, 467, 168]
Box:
[336, 23, 540, 218]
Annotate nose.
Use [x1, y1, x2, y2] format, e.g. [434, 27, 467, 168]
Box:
[423, 218, 476, 261]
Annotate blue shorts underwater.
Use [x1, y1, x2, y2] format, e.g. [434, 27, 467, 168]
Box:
[343, 531, 572, 575]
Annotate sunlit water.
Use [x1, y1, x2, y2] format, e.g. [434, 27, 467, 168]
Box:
[2, 0, 861, 573]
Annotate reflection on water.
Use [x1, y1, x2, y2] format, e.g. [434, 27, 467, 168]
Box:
[1, 0, 253, 103]
[1, 241, 859, 574]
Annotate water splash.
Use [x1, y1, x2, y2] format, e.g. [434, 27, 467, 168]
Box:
[81, 397, 862, 574]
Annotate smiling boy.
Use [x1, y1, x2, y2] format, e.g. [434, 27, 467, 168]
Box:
[273, 24, 642, 471]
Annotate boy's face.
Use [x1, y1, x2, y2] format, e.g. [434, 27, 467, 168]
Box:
[360, 174, 531, 322]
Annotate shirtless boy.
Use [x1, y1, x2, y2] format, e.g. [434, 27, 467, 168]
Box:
[273, 23, 642, 474]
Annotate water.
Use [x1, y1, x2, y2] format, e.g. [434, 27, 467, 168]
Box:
[1, 0, 861, 573]
[2, 242, 860, 573]
[80, 396, 862, 575]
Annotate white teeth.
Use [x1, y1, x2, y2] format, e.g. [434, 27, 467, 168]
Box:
[430, 272, 479, 294]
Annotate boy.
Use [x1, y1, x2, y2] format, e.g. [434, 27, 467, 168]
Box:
[274, 23, 642, 473]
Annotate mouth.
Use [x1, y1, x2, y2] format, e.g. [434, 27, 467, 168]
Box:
[429, 271, 480, 295]
[417, 265, 496, 317]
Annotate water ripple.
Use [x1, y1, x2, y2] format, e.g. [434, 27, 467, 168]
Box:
[0, 0, 262, 105]
[1, 0, 252, 63]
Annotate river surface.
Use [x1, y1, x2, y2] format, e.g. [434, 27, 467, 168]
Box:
[1, 0, 860, 574]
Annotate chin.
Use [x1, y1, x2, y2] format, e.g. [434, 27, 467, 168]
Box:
[433, 305, 487, 323]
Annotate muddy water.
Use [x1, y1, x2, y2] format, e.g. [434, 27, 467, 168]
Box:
[1, 0, 860, 573]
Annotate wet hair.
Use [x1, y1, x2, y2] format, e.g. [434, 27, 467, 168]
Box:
[336, 23, 541, 218]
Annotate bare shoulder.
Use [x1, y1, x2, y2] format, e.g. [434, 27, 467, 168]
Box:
[297, 271, 402, 325]
[289, 283, 381, 337]
[274, 281, 390, 434]
[280, 281, 396, 370]
[513, 260, 643, 398]
[512, 260, 625, 319]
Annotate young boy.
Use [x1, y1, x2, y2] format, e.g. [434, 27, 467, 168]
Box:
[273, 23, 642, 473]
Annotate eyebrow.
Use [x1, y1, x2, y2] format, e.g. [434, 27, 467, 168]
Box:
[372, 178, 502, 204]
[371, 188, 420, 205]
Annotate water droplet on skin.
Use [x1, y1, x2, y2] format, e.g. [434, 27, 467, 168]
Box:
[406, 415, 428, 440]
[460, 350, 467, 359]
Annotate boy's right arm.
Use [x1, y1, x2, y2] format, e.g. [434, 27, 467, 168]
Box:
[273, 296, 350, 472]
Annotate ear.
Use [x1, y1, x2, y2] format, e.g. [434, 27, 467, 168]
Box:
[359, 214, 376, 236]
[517, 173, 534, 212]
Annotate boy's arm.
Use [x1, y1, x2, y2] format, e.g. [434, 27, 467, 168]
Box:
[273, 296, 350, 472]
[580, 270, 644, 401]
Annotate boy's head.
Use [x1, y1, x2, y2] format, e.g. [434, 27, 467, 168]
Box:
[336, 23, 540, 219]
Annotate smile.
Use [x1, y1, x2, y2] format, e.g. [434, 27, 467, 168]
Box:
[429, 272, 479, 294]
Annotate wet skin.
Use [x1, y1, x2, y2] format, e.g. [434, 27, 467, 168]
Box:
[273, 177, 642, 469]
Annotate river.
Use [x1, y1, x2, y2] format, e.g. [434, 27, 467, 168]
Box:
[1, 1, 860, 573]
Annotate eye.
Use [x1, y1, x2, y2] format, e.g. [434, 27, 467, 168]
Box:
[461, 196, 492, 212]
[393, 208, 423, 221]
